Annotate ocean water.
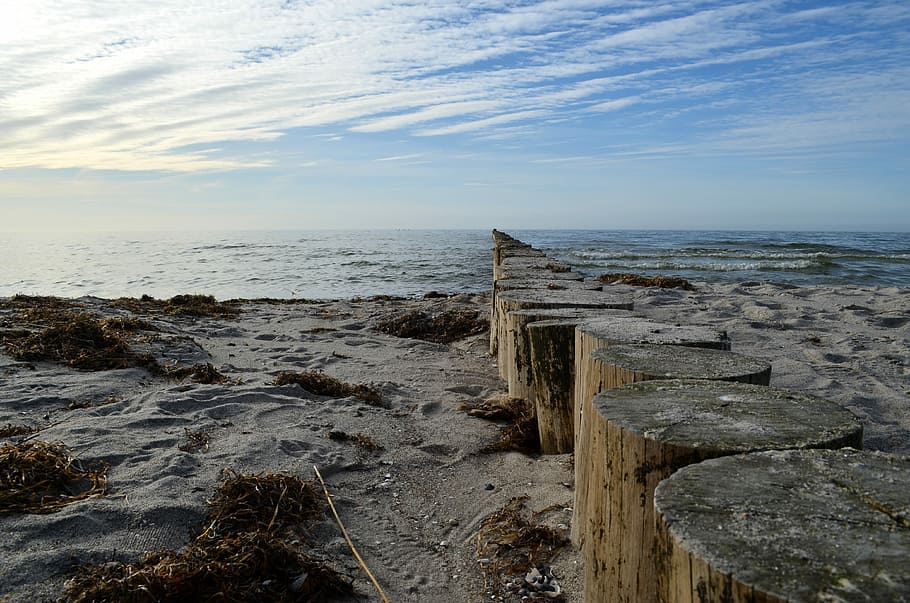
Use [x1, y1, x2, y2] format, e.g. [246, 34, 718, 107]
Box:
[1, 230, 907, 300]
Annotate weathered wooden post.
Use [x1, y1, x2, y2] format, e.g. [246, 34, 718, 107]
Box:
[590, 343, 771, 389]
[505, 308, 630, 405]
[493, 257, 571, 282]
[526, 318, 584, 454]
[654, 448, 907, 603]
[571, 318, 731, 546]
[488, 272, 589, 356]
[583, 380, 863, 603]
[574, 319, 732, 442]
[498, 290, 634, 382]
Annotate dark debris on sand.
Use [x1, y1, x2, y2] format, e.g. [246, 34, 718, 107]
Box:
[274, 370, 384, 406]
[460, 395, 541, 455]
[476, 496, 569, 601]
[0, 298, 238, 382]
[0, 441, 108, 515]
[375, 308, 488, 344]
[0, 312, 159, 371]
[598, 272, 697, 291]
[62, 471, 354, 603]
[111, 294, 241, 318]
[162, 362, 233, 384]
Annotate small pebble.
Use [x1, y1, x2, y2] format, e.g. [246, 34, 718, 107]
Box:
[484, 483, 494, 491]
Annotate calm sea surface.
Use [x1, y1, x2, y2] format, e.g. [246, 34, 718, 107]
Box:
[1, 230, 907, 300]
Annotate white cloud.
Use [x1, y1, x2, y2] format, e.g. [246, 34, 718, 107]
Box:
[416, 110, 550, 136]
[0, 0, 907, 172]
[374, 153, 424, 162]
[586, 96, 641, 112]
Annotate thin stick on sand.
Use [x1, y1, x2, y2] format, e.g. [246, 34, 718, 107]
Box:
[314, 465, 391, 603]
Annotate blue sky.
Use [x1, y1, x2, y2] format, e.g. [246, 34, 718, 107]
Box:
[1, 0, 909, 231]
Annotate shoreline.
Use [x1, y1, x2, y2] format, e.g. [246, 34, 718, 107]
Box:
[1, 276, 909, 601]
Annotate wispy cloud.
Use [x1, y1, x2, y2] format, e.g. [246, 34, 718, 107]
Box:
[374, 153, 424, 162]
[0, 1, 907, 172]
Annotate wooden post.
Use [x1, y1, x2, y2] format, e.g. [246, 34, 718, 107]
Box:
[488, 272, 585, 357]
[590, 343, 771, 388]
[583, 380, 864, 603]
[571, 317, 731, 547]
[654, 448, 907, 603]
[526, 318, 581, 454]
[505, 308, 630, 405]
[493, 257, 571, 281]
[497, 290, 634, 382]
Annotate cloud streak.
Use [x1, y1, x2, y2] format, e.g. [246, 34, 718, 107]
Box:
[0, 0, 908, 172]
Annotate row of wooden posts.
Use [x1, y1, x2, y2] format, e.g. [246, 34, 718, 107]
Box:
[489, 230, 909, 603]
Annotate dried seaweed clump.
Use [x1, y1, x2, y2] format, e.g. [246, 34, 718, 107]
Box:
[63, 471, 353, 603]
[274, 370, 383, 406]
[1, 295, 76, 320]
[598, 272, 697, 291]
[476, 496, 569, 601]
[0, 423, 39, 439]
[111, 294, 240, 318]
[166, 294, 241, 317]
[0, 441, 108, 514]
[460, 395, 540, 455]
[164, 362, 232, 384]
[328, 430, 383, 451]
[1, 313, 158, 371]
[99, 316, 159, 333]
[375, 309, 488, 344]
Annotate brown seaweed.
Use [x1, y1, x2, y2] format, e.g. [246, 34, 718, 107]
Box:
[0, 313, 158, 371]
[0, 441, 108, 514]
[164, 362, 232, 384]
[327, 430, 383, 451]
[460, 395, 541, 455]
[274, 370, 383, 406]
[476, 496, 569, 601]
[598, 272, 697, 291]
[375, 309, 488, 344]
[62, 471, 353, 602]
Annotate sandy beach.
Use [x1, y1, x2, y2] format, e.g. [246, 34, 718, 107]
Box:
[1, 279, 908, 601]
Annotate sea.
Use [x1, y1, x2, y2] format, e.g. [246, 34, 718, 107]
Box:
[1, 230, 908, 300]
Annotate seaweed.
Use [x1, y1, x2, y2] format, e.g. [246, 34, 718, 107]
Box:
[110, 294, 240, 318]
[375, 309, 488, 344]
[274, 370, 383, 406]
[0, 313, 159, 371]
[64, 534, 350, 603]
[164, 362, 232, 384]
[476, 496, 569, 601]
[0, 441, 108, 514]
[167, 294, 241, 318]
[328, 430, 383, 452]
[0, 423, 39, 439]
[598, 272, 697, 291]
[62, 471, 354, 602]
[460, 395, 541, 455]
[202, 470, 326, 536]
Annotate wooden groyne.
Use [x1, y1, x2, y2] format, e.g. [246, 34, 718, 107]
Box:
[488, 229, 909, 602]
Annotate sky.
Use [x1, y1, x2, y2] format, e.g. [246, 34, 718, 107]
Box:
[1, 0, 909, 232]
